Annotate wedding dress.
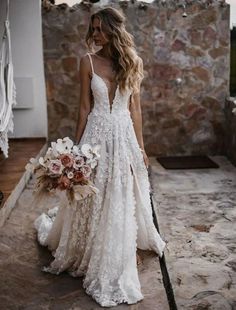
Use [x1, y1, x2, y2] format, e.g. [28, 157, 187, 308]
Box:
[34, 52, 166, 307]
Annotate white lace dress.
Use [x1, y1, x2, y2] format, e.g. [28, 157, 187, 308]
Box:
[34, 53, 166, 307]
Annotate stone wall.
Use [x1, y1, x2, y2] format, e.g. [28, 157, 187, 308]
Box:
[42, 0, 230, 156]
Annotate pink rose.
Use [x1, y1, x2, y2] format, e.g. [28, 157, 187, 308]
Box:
[48, 159, 64, 175]
[59, 154, 74, 168]
[73, 156, 85, 169]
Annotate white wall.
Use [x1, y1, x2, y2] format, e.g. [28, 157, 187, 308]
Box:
[228, 0, 236, 28]
[0, 0, 48, 138]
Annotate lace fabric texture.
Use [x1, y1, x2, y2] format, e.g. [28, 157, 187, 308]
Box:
[34, 53, 166, 307]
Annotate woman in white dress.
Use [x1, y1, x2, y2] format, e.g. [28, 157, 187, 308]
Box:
[35, 7, 166, 308]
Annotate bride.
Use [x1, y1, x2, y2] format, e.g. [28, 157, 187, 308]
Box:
[34, 6, 166, 308]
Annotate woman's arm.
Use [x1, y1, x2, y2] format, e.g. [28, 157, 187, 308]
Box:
[129, 57, 149, 168]
[75, 55, 93, 144]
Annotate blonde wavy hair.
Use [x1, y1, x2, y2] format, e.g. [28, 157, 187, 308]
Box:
[86, 7, 144, 94]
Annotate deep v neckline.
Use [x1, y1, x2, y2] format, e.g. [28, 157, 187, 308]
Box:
[93, 72, 119, 113]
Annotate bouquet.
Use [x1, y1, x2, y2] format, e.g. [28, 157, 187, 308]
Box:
[25, 137, 100, 202]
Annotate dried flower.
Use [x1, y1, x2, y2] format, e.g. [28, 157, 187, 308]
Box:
[58, 175, 71, 190]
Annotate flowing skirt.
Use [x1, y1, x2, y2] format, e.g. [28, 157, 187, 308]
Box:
[34, 110, 166, 307]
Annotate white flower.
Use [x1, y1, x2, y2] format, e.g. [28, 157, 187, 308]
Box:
[50, 142, 59, 157]
[54, 137, 74, 154]
[72, 145, 80, 156]
[81, 144, 94, 159]
[81, 143, 101, 160]
[232, 107, 236, 115]
[67, 171, 74, 179]
[25, 157, 38, 173]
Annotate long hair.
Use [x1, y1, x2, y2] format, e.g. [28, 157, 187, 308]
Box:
[86, 7, 144, 94]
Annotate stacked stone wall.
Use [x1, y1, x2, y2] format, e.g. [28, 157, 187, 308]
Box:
[42, 0, 230, 155]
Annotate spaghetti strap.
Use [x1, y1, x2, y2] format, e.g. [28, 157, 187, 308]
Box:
[87, 53, 94, 74]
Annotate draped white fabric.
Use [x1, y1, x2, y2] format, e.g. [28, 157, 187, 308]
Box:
[0, 0, 17, 157]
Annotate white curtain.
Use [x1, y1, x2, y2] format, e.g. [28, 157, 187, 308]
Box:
[0, 0, 17, 158]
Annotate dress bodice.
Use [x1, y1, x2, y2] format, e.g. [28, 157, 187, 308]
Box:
[87, 53, 132, 115]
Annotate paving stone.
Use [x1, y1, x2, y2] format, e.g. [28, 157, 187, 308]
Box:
[150, 156, 236, 309]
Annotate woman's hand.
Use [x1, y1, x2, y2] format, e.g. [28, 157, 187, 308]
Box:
[142, 149, 149, 169]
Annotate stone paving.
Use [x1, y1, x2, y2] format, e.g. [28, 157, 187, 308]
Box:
[1, 156, 236, 309]
[150, 156, 236, 309]
[0, 173, 168, 310]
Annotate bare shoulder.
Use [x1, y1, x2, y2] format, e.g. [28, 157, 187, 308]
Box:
[79, 53, 92, 77]
[80, 53, 90, 68]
